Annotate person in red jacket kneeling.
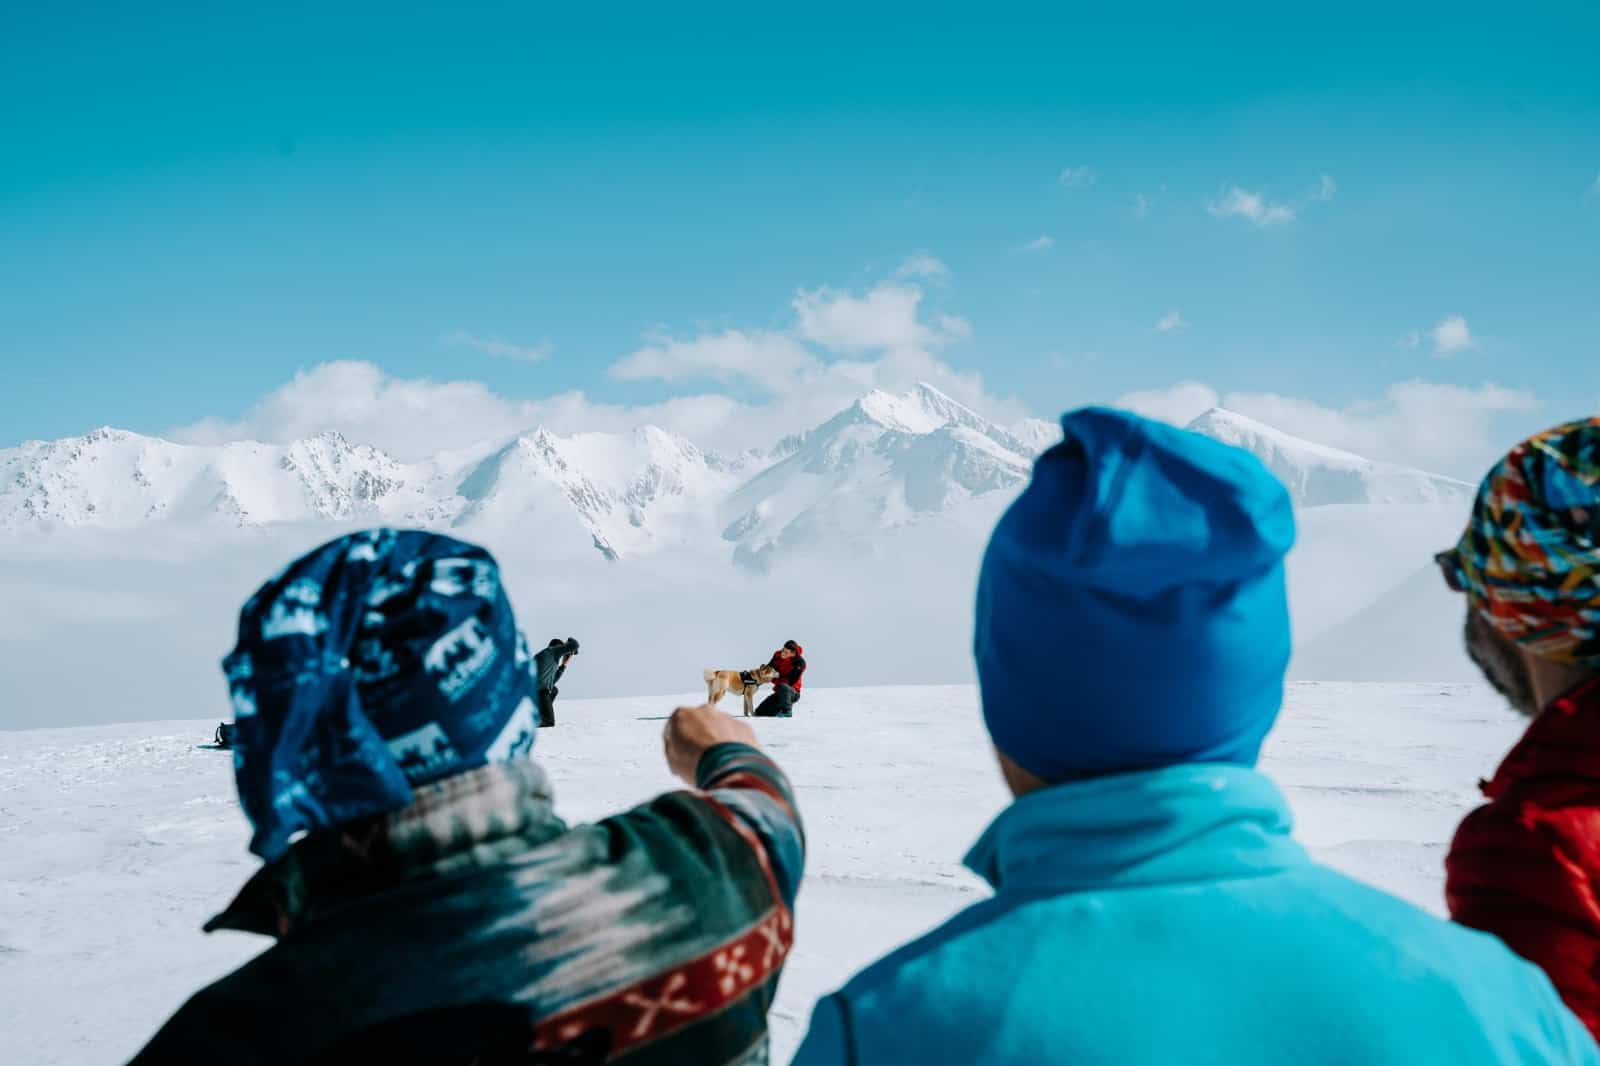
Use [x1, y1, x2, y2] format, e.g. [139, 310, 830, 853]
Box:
[753, 640, 805, 718]
[1439, 416, 1600, 1041]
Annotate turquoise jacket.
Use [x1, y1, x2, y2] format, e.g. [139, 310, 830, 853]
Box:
[792, 764, 1597, 1065]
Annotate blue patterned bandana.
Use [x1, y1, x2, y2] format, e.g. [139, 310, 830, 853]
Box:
[225, 529, 539, 861]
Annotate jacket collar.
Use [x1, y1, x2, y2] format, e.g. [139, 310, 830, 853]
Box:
[207, 759, 565, 938]
[1481, 675, 1600, 800]
[964, 763, 1307, 892]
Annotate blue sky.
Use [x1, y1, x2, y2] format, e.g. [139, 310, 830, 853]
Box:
[4, 3, 1598, 476]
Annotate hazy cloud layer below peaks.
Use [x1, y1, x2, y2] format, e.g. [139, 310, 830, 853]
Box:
[0, 398, 1490, 730]
[0, 515, 996, 730]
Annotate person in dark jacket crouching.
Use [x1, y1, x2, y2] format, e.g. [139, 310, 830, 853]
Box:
[128, 529, 804, 1066]
[753, 640, 805, 717]
[533, 636, 578, 727]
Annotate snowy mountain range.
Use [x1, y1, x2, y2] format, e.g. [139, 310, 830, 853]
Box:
[0, 387, 1472, 571]
[0, 384, 1047, 567]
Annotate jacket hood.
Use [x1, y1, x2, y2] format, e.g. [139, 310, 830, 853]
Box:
[965, 762, 1306, 893]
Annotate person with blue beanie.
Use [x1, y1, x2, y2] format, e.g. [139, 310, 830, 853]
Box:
[792, 408, 1597, 1066]
[128, 529, 807, 1066]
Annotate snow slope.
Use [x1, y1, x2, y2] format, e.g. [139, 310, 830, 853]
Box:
[1286, 503, 1465, 646]
[1294, 564, 1476, 681]
[1009, 416, 1061, 454]
[1187, 408, 1474, 508]
[0, 682, 1524, 1065]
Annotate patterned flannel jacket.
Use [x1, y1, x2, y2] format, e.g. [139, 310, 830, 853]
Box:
[127, 743, 803, 1065]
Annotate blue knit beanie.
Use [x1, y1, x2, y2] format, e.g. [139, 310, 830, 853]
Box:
[225, 529, 540, 861]
[975, 407, 1295, 782]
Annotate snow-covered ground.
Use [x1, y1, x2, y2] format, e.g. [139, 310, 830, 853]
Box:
[0, 681, 1522, 1064]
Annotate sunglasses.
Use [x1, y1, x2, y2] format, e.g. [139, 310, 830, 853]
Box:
[1434, 548, 1468, 593]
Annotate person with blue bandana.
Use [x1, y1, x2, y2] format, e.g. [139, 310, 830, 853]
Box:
[128, 529, 805, 1066]
[790, 407, 1598, 1066]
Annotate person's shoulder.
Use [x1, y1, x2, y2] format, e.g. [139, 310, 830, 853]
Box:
[828, 892, 1024, 1004]
[1292, 862, 1587, 1020]
[127, 961, 281, 1064]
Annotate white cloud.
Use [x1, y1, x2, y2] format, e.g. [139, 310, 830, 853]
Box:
[934, 313, 973, 342]
[895, 252, 950, 282]
[1207, 186, 1295, 227]
[1117, 379, 1539, 479]
[1118, 382, 1222, 426]
[1017, 235, 1056, 253]
[1310, 175, 1338, 201]
[442, 330, 553, 364]
[610, 330, 818, 390]
[1429, 314, 1473, 356]
[794, 281, 966, 353]
[170, 269, 1016, 460]
[1155, 310, 1189, 333]
[1058, 166, 1096, 188]
[172, 361, 756, 459]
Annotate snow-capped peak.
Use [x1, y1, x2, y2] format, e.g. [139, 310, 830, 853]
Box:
[854, 388, 951, 435]
[844, 381, 1040, 454]
[1185, 407, 1473, 508]
[1188, 408, 1370, 466]
[717, 383, 1035, 570]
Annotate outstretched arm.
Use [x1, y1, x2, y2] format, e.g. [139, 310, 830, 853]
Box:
[664, 704, 805, 909]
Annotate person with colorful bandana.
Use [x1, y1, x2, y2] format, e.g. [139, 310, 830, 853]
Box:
[127, 529, 804, 1066]
[753, 640, 805, 718]
[791, 408, 1597, 1066]
[1438, 417, 1600, 1041]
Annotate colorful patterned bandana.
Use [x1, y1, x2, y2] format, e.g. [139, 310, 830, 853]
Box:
[1437, 417, 1600, 665]
[225, 529, 540, 861]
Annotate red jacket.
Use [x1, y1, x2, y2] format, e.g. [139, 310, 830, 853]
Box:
[1446, 677, 1600, 1040]
[769, 645, 805, 692]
